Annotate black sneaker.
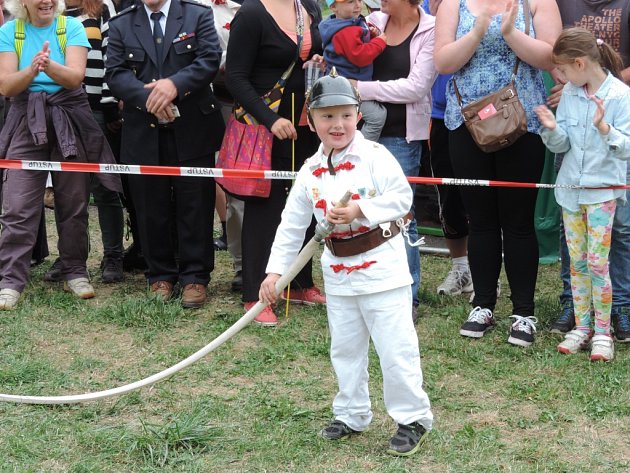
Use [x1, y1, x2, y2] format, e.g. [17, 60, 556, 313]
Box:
[101, 257, 124, 283]
[319, 420, 358, 441]
[612, 308, 630, 343]
[43, 258, 63, 282]
[387, 421, 428, 457]
[508, 315, 538, 347]
[550, 301, 575, 334]
[460, 306, 495, 338]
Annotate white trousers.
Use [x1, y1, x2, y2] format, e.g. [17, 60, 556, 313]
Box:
[327, 285, 433, 431]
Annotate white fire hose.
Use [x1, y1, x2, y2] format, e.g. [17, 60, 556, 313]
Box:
[0, 191, 353, 405]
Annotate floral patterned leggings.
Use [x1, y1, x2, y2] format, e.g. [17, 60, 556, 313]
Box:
[562, 200, 617, 335]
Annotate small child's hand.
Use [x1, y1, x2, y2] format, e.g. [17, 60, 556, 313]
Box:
[534, 105, 556, 131]
[591, 96, 610, 135]
[367, 23, 381, 38]
[326, 201, 363, 225]
[259, 273, 281, 305]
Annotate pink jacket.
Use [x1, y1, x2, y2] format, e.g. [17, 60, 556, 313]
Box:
[358, 7, 437, 142]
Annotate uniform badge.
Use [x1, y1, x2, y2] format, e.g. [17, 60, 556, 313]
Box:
[312, 187, 320, 201]
[173, 32, 196, 43]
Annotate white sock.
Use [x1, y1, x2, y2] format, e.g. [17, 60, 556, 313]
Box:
[452, 256, 469, 270]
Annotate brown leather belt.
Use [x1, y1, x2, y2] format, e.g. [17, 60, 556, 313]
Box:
[325, 221, 401, 257]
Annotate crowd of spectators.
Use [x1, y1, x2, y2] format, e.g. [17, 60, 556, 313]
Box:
[0, 0, 628, 351]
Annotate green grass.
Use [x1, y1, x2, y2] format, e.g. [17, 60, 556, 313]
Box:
[0, 207, 628, 472]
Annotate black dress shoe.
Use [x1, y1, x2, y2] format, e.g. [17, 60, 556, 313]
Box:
[213, 235, 227, 251]
[44, 258, 63, 282]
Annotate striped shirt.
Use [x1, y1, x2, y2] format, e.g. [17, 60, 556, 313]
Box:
[65, 0, 118, 120]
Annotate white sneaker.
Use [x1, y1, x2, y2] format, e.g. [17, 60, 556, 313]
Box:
[0, 288, 20, 310]
[557, 329, 591, 355]
[590, 334, 614, 362]
[437, 266, 473, 295]
[64, 278, 95, 299]
[469, 280, 501, 304]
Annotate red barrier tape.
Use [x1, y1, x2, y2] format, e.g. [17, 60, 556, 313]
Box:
[1, 159, 629, 190]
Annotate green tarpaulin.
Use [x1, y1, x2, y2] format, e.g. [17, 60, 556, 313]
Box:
[534, 72, 561, 264]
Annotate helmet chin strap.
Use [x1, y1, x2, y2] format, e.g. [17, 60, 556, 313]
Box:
[327, 148, 336, 176]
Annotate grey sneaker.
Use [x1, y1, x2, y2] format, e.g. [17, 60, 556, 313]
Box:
[437, 266, 473, 296]
[64, 278, 95, 299]
[0, 288, 20, 310]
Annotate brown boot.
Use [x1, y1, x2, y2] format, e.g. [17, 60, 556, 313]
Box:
[150, 281, 174, 302]
[181, 283, 207, 309]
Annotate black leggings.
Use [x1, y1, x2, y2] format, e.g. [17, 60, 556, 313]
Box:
[449, 126, 545, 316]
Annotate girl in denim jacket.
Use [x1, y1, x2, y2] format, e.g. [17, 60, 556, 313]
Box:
[536, 27, 630, 362]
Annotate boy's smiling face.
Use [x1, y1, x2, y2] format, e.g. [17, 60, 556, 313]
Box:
[310, 105, 362, 155]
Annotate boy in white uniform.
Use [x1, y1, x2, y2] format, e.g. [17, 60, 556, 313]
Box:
[259, 71, 433, 456]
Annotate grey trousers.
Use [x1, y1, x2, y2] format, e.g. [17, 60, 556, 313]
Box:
[226, 195, 243, 273]
[0, 168, 90, 292]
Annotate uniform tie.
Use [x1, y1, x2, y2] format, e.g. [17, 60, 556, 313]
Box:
[151, 11, 164, 73]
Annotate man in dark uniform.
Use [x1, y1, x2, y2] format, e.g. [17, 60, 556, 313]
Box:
[105, 0, 225, 308]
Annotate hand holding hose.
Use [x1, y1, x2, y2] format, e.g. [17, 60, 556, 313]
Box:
[258, 191, 353, 305]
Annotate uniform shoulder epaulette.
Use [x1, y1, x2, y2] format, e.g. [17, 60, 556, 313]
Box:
[109, 3, 137, 21]
[181, 0, 212, 8]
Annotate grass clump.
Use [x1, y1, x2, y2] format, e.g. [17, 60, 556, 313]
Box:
[123, 406, 222, 467]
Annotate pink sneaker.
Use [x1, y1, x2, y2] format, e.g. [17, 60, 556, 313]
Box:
[282, 286, 326, 306]
[244, 302, 278, 327]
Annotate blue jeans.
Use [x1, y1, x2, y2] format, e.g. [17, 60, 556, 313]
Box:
[558, 159, 630, 313]
[378, 137, 422, 306]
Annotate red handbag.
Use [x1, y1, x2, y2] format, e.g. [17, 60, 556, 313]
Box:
[215, 0, 304, 199]
[215, 114, 274, 198]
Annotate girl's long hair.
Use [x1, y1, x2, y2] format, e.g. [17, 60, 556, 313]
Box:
[552, 27, 624, 79]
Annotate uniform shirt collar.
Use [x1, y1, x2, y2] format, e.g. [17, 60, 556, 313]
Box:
[144, 0, 172, 21]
